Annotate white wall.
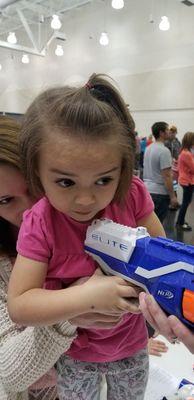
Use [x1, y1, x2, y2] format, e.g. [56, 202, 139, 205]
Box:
[1, 64, 194, 142]
[131, 109, 194, 141]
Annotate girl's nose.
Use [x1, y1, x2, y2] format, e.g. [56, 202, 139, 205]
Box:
[75, 191, 95, 206]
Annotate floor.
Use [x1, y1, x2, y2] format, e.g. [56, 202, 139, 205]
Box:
[163, 188, 194, 245]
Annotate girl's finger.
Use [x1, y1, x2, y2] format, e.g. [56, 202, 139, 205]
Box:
[118, 298, 141, 314]
[120, 285, 142, 298]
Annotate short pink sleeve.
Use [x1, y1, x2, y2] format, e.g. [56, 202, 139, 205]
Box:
[128, 176, 154, 221]
[17, 207, 51, 263]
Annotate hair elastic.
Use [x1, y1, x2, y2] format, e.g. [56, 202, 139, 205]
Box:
[85, 82, 92, 90]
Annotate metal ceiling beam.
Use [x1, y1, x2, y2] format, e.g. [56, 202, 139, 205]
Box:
[0, 39, 45, 56]
[17, 8, 38, 51]
[0, 0, 19, 8]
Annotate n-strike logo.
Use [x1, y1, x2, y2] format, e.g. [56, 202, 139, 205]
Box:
[91, 233, 128, 252]
[157, 289, 174, 299]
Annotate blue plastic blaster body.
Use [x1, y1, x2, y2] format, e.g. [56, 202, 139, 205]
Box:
[84, 219, 194, 330]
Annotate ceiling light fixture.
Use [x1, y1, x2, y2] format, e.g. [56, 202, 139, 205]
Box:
[0, 64, 2, 71]
[7, 32, 17, 44]
[99, 32, 109, 46]
[159, 16, 170, 31]
[22, 54, 30, 64]
[51, 15, 62, 30]
[55, 44, 64, 56]
[111, 0, 124, 9]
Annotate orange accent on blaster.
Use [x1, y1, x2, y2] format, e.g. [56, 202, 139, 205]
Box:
[183, 290, 194, 323]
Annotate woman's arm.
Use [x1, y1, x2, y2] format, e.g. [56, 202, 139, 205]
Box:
[0, 277, 76, 392]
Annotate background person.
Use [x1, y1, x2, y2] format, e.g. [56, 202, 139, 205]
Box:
[143, 121, 179, 223]
[165, 124, 181, 210]
[176, 132, 194, 231]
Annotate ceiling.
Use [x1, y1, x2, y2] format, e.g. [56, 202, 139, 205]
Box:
[0, 0, 194, 85]
[0, 0, 93, 56]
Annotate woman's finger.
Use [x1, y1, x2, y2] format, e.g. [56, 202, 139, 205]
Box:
[139, 293, 176, 342]
[168, 315, 194, 353]
[139, 292, 158, 329]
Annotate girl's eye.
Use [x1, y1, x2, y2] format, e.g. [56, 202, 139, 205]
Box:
[56, 179, 75, 188]
[96, 177, 114, 186]
[0, 197, 14, 205]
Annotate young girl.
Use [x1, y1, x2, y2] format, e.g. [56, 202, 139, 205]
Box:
[0, 116, 121, 400]
[8, 74, 165, 400]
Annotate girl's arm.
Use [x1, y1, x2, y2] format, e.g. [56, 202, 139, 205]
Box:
[137, 211, 166, 237]
[8, 255, 141, 326]
[0, 277, 76, 393]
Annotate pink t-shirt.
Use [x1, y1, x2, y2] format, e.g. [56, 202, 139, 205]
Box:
[17, 176, 154, 362]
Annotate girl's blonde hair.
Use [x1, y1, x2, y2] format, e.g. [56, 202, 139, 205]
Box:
[20, 74, 136, 203]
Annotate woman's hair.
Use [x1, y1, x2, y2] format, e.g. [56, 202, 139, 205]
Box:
[20, 73, 136, 203]
[0, 116, 21, 256]
[169, 125, 177, 133]
[181, 132, 194, 150]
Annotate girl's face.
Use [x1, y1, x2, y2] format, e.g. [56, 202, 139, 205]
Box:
[0, 164, 35, 227]
[38, 134, 122, 222]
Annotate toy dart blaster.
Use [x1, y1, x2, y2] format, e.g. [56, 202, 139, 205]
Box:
[84, 219, 194, 330]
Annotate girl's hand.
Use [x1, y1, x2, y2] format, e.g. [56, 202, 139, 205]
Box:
[148, 337, 168, 357]
[70, 313, 122, 329]
[82, 268, 142, 315]
[139, 292, 177, 343]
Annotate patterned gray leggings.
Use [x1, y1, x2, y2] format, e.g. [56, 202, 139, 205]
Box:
[56, 348, 149, 400]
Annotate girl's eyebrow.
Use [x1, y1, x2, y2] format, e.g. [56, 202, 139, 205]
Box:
[49, 166, 119, 177]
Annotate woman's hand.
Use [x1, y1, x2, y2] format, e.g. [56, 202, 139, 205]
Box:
[148, 337, 168, 357]
[139, 292, 177, 343]
[70, 312, 122, 329]
[140, 292, 194, 354]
